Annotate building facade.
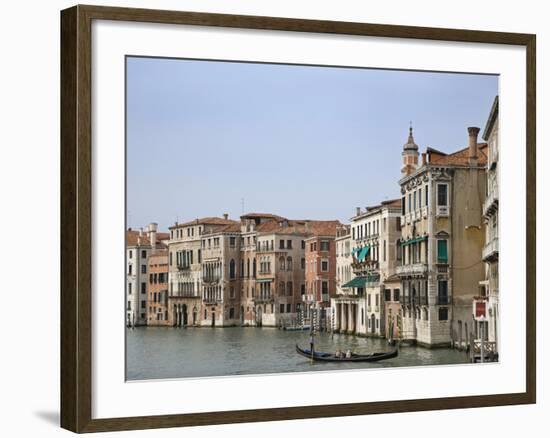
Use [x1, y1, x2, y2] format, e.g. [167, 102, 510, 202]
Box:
[146, 250, 169, 326]
[332, 201, 401, 337]
[397, 126, 488, 347]
[126, 223, 168, 327]
[200, 223, 242, 326]
[167, 216, 235, 327]
[303, 232, 337, 330]
[479, 96, 499, 353]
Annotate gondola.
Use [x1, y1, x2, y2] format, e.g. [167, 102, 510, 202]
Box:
[295, 344, 398, 362]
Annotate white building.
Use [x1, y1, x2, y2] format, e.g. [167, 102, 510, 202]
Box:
[126, 223, 167, 327]
[480, 96, 499, 354]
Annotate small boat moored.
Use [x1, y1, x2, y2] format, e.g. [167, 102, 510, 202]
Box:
[295, 344, 398, 363]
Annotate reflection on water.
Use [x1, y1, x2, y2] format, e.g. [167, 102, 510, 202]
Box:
[126, 326, 471, 380]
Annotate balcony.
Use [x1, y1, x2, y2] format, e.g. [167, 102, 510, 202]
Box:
[436, 295, 451, 305]
[396, 263, 428, 277]
[483, 188, 499, 217]
[482, 237, 499, 262]
[415, 296, 428, 306]
[177, 264, 191, 271]
[202, 276, 220, 284]
[436, 205, 449, 217]
[400, 294, 411, 305]
[253, 295, 274, 304]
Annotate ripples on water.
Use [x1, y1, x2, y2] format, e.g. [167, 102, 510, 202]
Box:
[126, 326, 471, 380]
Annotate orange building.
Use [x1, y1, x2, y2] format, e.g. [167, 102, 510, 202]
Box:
[304, 230, 337, 329]
[147, 250, 170, 326]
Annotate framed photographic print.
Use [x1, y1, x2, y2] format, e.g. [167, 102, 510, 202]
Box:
[60, 4, 536, 433]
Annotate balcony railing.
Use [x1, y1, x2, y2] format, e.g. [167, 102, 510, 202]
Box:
[396, 263, 428, 276]
[483, 180, 499, 217]
[436, 295, 451, 305]
[253, 295, 274, 304]
[482, 237, 499, 262]
[202, 276, 221, 283]
[177, 264, 191, 271]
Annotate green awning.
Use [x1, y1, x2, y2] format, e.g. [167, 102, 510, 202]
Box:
[356, 246, 370, 262]
[401, 236, 428, 246]
[342, 277, 367, 288]
[351, 247, 361, 256]
[256, 278, 273, 283]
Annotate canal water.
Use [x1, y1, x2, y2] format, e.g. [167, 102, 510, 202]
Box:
[126, 326, 471, 380]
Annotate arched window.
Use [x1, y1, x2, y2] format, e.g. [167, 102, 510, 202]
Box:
[253, 258, 256, 277]
[279, 256, 285, 271]
[286, 256, 293, 271]
[287, 281, 293, 296]
[247, 258, 250, 278]
[229, 259, 236, 279]
[279, 281, 286, 296]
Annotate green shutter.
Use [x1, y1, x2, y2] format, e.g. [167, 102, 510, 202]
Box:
[437, 240, 448, 263]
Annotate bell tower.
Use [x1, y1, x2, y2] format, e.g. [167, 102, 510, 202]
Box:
[401, 124, 419, 176]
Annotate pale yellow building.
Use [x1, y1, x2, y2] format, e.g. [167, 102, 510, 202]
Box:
[397, 126, 488, 347]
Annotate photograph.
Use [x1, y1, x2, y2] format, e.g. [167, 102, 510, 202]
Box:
[124, 57, 500, 380]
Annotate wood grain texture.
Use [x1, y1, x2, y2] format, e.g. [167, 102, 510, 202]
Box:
[60, 4, 537, 433]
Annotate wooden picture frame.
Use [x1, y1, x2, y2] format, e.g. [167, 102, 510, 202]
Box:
[60, 4, 536, 433]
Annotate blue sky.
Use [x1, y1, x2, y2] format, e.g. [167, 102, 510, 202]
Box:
[126, 57, 497, 231]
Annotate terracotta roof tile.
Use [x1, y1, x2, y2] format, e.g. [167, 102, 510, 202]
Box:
[170, 217, 238, 229]
[428, 144, 488, 166]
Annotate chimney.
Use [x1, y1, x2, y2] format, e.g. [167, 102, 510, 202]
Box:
[421, 152, 427, 166]
[223, 213, 229, 220]
[356, 207, 361, 216]
[148, 222, 158, 251]
[468, 126, 480, 165]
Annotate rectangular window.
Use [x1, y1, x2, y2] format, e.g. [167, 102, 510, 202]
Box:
[426, 185, 429, 206]
[413, 191, 417, 210]
[279, 240, 285, 249]
[141, 300, 146, 309]
[301, 258, 305, 269]
[320, 241, 330, 251]
[438, 280, 449, 304]
[230, 236, 236, 247]
[127, 301, 131, 311]
[198, 249, 201, 263]
[385, 289, 391, 302]
[321, 260, 329, 272]
[401, 197, 406, 215]
[437, 184, 448, 206]
[408, 193, 412, 212]
[322, 281, 328, 295]
[128, 264, 132, 275]
[301, 284, 305, 295]
[437, 239, 448, 263]
[352, 227, 355, 240]
[286, 303, 291, 313]
[418, 188, 422, 208]
[141, 265, 146, 274]
[383, 240, 386, 261]
[438, 307, 449, 320]
[141, 282, 146, 294]
[129, 250, 133, 259]
[280, 304, 285, 313]
[287, 240, 292, 249]
[394, 289, 400, 302]
[128, 283, 132, 295]
[141, 250, 146, 258]
[301, 240, 305, 249]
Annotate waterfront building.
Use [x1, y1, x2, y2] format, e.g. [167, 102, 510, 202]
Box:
[332, 225, 355, 333]
[397, 126, 488, 347]
[126, 223, 169, 327]
[167, 215, 235, 327]
[200, 222, 242, 326]
[146, 250, 169, 326]
[303, 229, 338, 330]
[333, 200, 401, 337]
[254, 219, 340, 327]
[239, 213, 284, 326]
[478, 96, 499, 354]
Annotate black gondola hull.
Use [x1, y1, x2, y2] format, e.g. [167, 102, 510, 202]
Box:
[295, 344, 398, 362]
